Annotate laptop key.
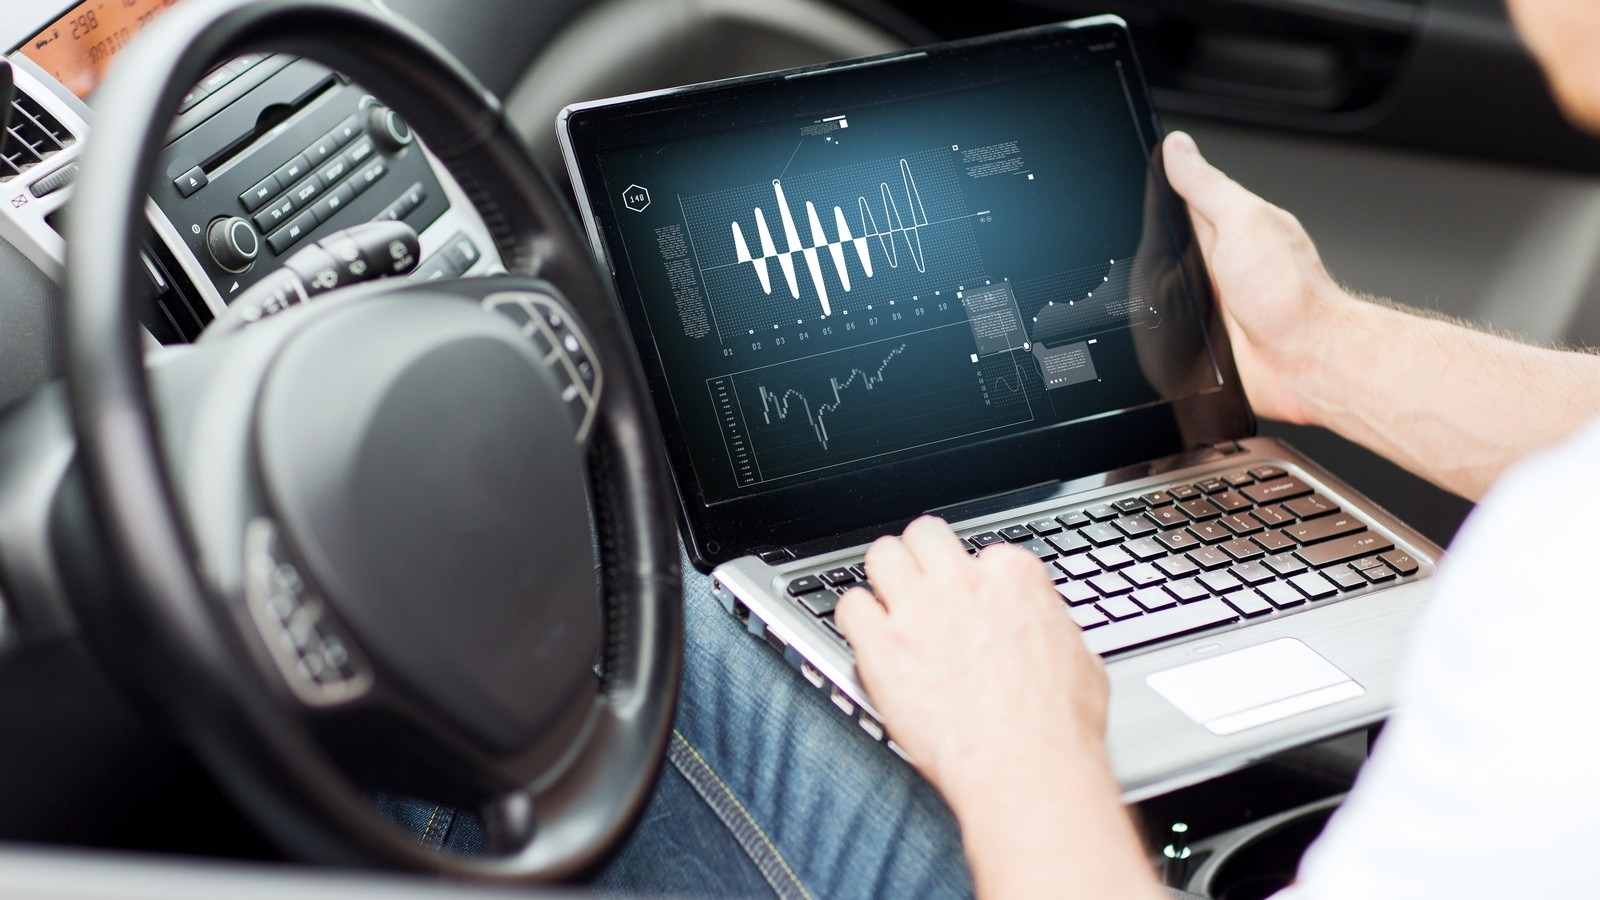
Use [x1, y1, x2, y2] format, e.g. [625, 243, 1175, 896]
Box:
[787, 575, 825, 595]
[1284, 494, 1340, 519]
[1047, 532, 1091, 556]
[1114, 514, 1159, 538]
[1141, 491, 1173, 507]
[1296, 532, 1394, 568]
[1089, 547, 1135, 570]
[1242, 477, 1313, 505]
[1222, 469, 1255, 487]
[1230, 561, 1275, 586]
[1210, 491, 1253, 513]
[1199, 571, 1244, 594]
[1179, 498, 1223, 521]
[1220, 513, 1263, 537]
[969, 532, 1005, 548]
[1380, 551, 1420, 576]
[1258, 582, 1305, 609]
[1165, 578, 1209, 603]
[1251, 505, 1293, 527]
[1089, 572, 1135, 596]
[1027, 517, 1063, 536]
[1020, 538, 1059, 561]
[1056, 554, 1100, 579]
[1057, 580, 1100, 606]
[1187, 547, 1232, 570]
[1289, 571, 1339, 600]
[1123, 537, 1166, 562]
[820, 567, 856, 587]
[1097, 595, 1143, 621]
[1226, 591, 1274, 618]
[1056, 510, 1092, 529]
[1324, 565, 1368, 591]
[1254, 530, 1298, 553]
[1113, 498, 1146, 514]
[1263, 552, 1308, 577]
[1189, 521, 1231, 543]
[1081, 598, 1240, 656]
[1351, 555, 1386, 571]
[1167, 484, 1201, 501]
[849, 563, 867, 579]
[1147, 506, 1188, 529]
[800, 591, 839, 616]
[1082, 523, 1125, 546]
[1085, 503, 1119, 522]
[1362, 564, 1397, 583]
[1124, 563, 1165, 587]
[1284, 515, 1363, 545]
[1220, 538, 1265, 562]
[1000, 524, 1035, 542]
[1156, 528, 1202, 552]
[1194, 477, 1227, 494]
[1133, 586, 1178, 611]
[1155, 555, 1201, 580]
[1249, 464, 1288, 481]
[1069, 605, 1109, 630]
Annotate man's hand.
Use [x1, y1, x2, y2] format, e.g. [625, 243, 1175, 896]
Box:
[835, 517, 1162, 898]
[1162, 130, 1352, 427]
[834, 516, 1107, 805]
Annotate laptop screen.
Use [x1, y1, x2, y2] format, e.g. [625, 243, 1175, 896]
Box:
[562, 18, 1252, 566]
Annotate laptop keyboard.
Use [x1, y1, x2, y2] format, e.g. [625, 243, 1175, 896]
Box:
[782, 464, 1421, 659]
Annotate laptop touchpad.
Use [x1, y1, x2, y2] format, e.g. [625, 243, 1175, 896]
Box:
[1145, 638, 1365, 736]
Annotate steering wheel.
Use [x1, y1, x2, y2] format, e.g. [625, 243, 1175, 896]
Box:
[61, 0, 680, 879]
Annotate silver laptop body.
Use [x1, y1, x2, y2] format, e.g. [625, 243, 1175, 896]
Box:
[558, 15, 1439, 801]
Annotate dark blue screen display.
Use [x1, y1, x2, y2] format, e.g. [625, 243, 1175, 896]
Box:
[597, 59, 1222, 504]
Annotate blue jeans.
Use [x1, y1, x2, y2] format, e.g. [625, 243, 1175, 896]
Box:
[382, 551, 973, 897]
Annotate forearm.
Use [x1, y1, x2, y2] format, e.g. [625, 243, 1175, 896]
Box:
[1299, 296, 1600, 501]
[947, 742, 1164, 900]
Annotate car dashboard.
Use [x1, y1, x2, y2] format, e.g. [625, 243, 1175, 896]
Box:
[0, 0, 503, 403]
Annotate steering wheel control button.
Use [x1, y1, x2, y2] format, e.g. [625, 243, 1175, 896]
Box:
[485, 291, 604, 441]
[243, 519, 372, 705]
[206, 216, 261, 272]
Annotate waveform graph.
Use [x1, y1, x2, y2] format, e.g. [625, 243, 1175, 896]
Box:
[682, 148, 988, 338]
[708, 324, 1037, 487]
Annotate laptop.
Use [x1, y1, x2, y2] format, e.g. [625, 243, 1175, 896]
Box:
[557, 15, 1440, 801]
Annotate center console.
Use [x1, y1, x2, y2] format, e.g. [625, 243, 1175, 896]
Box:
[0, 0, 502, 343]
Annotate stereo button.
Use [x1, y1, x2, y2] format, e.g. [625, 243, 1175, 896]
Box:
[207, 217, 260, 272]
[174, 165, 208, 197]
[240, 173, 281, 212]
[271, 154, 311, 189]
[252, 195, 296, 233]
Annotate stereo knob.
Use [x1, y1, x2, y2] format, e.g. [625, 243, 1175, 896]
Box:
[366, 105, 413, 153]
[207, 216, 260, 272]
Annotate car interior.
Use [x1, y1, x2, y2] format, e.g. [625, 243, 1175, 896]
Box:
[1, 0, 1596, 895]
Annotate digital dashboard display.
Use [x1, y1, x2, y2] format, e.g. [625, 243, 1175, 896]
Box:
[594, 57, 1224, 505]
[20, 0, 181, 98]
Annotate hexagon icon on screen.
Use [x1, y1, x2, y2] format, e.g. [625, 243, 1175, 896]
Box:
[622, 184, 651, 212]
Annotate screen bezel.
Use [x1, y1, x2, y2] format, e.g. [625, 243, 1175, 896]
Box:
[561, 17, 1254, 570]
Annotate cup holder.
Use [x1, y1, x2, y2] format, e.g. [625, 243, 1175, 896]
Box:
[1185, 794, 1344, 900]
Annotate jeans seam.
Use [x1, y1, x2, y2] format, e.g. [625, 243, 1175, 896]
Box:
[670, 728, 813, 900]
[418, 804, 445, 849]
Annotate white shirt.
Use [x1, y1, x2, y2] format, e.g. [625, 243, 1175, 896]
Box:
[1284, 416, 1600, 899]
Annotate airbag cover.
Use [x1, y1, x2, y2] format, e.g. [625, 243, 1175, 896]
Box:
[255, 296, 598, 753]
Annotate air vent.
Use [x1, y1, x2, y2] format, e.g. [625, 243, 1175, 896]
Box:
[2, 92, 74, 182]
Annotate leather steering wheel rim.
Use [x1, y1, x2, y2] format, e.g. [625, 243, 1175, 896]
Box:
[62, 0, 681, 879]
